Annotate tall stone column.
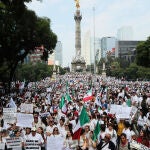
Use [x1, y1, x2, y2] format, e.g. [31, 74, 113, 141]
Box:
[74, 10, 82, 56]
[71, 1, 86, 72]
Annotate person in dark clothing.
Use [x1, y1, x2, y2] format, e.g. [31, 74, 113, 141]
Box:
[97, 133, 115, 150]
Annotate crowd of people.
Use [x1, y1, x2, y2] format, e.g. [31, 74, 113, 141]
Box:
[0, 73, 149, 150]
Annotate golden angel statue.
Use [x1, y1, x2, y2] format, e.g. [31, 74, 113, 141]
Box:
[74, 0, 80, 8]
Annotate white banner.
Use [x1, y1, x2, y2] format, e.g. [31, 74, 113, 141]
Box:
[3, 108, 17, 124]
[110, 104, 132, 119]
[16, 113, 33, 128]
[21, 103, 33, 113]
[0, 143, 5, 150]
[47, 135, 64, 150]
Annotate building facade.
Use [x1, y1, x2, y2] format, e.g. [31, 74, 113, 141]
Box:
[28, 48, 44, 63]
[101, 37, 116, 58]
[54, 41, 63, 66]
[82, 30, 91, 66]
[115, 40, 141, 63]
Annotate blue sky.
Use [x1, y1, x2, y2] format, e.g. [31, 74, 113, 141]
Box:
[26, 0, 150, 67]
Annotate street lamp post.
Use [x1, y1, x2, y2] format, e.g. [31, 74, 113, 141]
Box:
[93, 7, 96, 74]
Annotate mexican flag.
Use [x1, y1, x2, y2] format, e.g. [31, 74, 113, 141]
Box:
[83, 89, 93, 102]
[65, 93, 72, 102]
[92, 121, 101, 141]
[59, 96, 67, 114]
[72, 106, 90, 140]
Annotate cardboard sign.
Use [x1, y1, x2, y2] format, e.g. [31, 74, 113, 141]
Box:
[25, 140, 41, 150]
[0, 143, 5, 150]
[6, 137, 22, 150]
[16, 113, 33, 128]
[110, 104, 132, 119]
[3, 108, 17, 124]
[21, 103, 33, 113]
[47, 135, 64, 150]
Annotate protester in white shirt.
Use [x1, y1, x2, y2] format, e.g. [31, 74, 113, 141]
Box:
[105, 122, 117, 146]
[137, 109, 147, 131]
[27, 127, 44, 146]
[122, 121, 132, 142]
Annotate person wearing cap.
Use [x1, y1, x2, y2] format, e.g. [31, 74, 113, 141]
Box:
[26, 127, 44, 146]
[97, 133, 115, 150]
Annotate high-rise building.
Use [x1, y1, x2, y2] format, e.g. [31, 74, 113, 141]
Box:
[54, 41, 63, 66]
[48, 41, 62, 66]
[101, 37, 116, 58]
[82, 30, 91, 66]
[117, 26, 133, 41]
[115, 40, 141, 64]
[48, 52, 55, 65]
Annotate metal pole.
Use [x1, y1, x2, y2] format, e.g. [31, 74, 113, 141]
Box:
[93, 7, 95, 74]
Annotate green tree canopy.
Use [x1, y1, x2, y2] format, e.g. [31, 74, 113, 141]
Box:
[136, 36, 150, 67]
[0, 0, 57, 85]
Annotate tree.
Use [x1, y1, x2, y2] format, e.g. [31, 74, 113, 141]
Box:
[0, 0, 57, 91]
[136, 36, 150, 67]
[16, 63, 66, 81]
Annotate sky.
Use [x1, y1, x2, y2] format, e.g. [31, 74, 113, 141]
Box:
[26, 0, 150, 67]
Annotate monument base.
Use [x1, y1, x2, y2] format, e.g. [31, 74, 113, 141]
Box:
[102, 71, 106, 78]
[71, 55, 86, 72]
[71, 61, 86, 72]
[51, 72, 56, 81]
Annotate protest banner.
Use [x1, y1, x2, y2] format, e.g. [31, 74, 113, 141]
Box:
[20, 103, 33, 113]
[39, 112, 50, 118]
[47, 135, 64, 150]
[0, 142, 5, 150]
[25, 140, 41, 150]
[16, 113, 33, 128]
[110, 104, 132, 119]
[6, 137, 22, 150]
[3, 108, 17, 124]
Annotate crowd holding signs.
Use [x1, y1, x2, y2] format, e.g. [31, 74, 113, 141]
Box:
[0, 73, 149, 150]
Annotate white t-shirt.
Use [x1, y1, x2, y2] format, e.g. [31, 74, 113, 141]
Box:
[122, 128, 131, 142]
[27, 133, 44, 144]
[137, 115, 147, 127]
[105, 128, 117, 145]
[46, 125, 57, 134]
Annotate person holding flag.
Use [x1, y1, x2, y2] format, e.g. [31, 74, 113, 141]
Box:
[88, 131, 97, 150]
[72, 103, 90, 138]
